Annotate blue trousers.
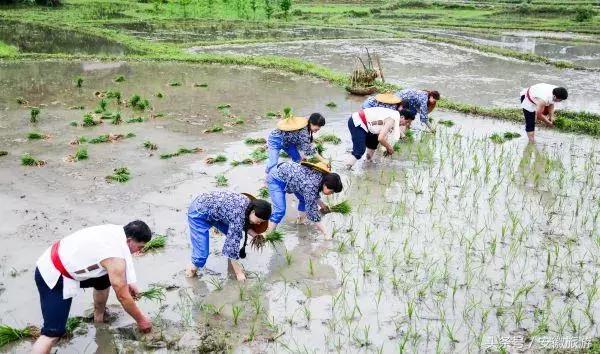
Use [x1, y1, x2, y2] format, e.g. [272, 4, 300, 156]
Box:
[267, 173, 306, 224]
[188, 208, 229, 268]
[348, 117, 379, 160]
[265, 133, 302, 173]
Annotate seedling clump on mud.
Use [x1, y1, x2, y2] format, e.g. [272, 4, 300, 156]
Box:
[155, 92, 164, 98]
[316, 134, 341, 145]
[30, 107, 40, 123]
[114, 75, 125, 82]
[160, 147, 201, 159]
[169, 81, 182, 86]
[0, 151, 7, 157]
[129, 95, 150, 111]
[16, 97, 27, 105]
[326, 101, 337, 108]
[251, 146, 268, 162]
[205, 155, 227, 164]
[27, 132, 46, 140]
[74, 77, 84, 88]
[204, 125, 223, 133]
[21, 153, 45, 166]
[215, 174, 229, 187]
[106, 167, 131, 183]
[438, 120, 455, 127]
[74, 147, 88, 161]
[143, 234, 167, 252]
[245, 137, 266, 145]
[143, 141, 158, 150]
[194, 83, 208, 88]
[127, 117, 144, 123]
[82, 113, 101, 127]
[0, 324, 40, 348]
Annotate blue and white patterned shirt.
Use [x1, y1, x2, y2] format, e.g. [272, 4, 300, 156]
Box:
[396, 89, 429, 123]
[271, 162, 323, 222]
[269, 128, 315, 156]
[361, 96, 400, 110]
[189, 191, 249, 260]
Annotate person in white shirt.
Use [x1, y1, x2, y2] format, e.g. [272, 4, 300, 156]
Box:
[345, 106, 415, 169]
[520, 83, 568, 143]
[31, 221, 153, 354]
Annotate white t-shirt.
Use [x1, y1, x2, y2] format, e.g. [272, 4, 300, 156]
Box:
[36, 224, 137, 299]
[520, 83, 558, 112]
[352, 107, 401, 145]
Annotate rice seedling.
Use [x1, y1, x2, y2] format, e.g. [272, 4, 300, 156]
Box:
[27, 132, 46, 140]
[489, 133, 506, 144]
[284, 249, 293, 265]
[205, 155, 227, 164]
[114, 75, 125, 82]
[16, 97, 27, 105]
[69, 105, 85, 110]
[127, 117, 144, 123]
[155, 92, 163, 98]
[21, 153, 45, 166]
[503, 132, 521, 140]
[231, 158, 254, 166]
[137, 286, 166, 303]
[142, 234, 167, 252]
[74, 147, 88, 161]
[315, 134, 341, 145]
[438, 120, 454, 127]
[65, 317, 84, 337]
[96, 99, 108, 113]
[282, 107, 292, 119]
[258, 187, 269, 198]
[106, 90, 121, 102]
[129, 95, 150, 111]
[30, 107, 40, 123]
[82, 113, 100, 127]
[232, 305, 243, 326]
[194, 83, 208, 87]
[143, 141, 157, 150]
[329, 200, 351, 215]
[308, 258, 314, 276]
[160, 147, 202, 159]
[250, 147, 268, 162]
[88, 135, 109, 144]
[110, 112, 122, 125]
[0, 324, 39, 348]
[0, 151, 7, 157]
[105, 167, 130, 183]
[266, 111, 278, 118]
[169, 81, 182, 86]
[306, 156, 320, 163]
[264, 230, 284, 248]
[215, 175, 228, 187]
[244, 137, 266, 145]
[325, 101, 337, 108]
[207, 276, 224, 291]
[217, 104, 231, 110]
[74, 76, 84, 88]
[69, 121, 78, 127]
[204, 125, 223, 133]
[315, 142, 325, 155]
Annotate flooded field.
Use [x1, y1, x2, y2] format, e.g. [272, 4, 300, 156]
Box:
[193, 38, 600, 114]
[0, 20, 132, 56]
[412, 28, 600, 69]
[1, 60, 600, 352]
[106, 21, 383, 44]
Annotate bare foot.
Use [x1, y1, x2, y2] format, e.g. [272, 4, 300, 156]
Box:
[185, 265, 198, 278]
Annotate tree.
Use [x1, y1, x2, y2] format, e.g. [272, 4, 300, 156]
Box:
[279, 0, 291, 20]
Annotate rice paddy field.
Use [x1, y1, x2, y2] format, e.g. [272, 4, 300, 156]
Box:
[1, 0, 600, 353]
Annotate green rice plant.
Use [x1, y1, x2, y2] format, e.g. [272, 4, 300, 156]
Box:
[129, 95, 150, 111]
[137, 286, 166, 303]
[489, 133, 506, 144]
[143, 141, 157, 150]
[266, 112, 278, 118]
[16, 97, 27, 105]
[97, 99, 108, 113]
[284, 249, 293, 266]
[27, 132, 45, 140]
[169, 81, 182, 86]
[244, 137, 266, 145]
[30, 107, 40, 123]
[69, 105, 85, 110]
[258, 187, 269, 198]
[315, 134, 341, 145]
[315, 142, 325, 155]
[82, 114, 99, 127]
[325, 101, 337, 108]
[74, 147, 88, 161]
[155, 92, 164, 98]
[106, 90, 121, 102]
[21, 153, 45, 166]
[438, 120, 454, 127]
[207, 276, 224, 291]
[265, 230, 284, 247]
[65, 317, 83, 336]
[306, 156, 320, 163]
[127, 117, 144, 123]
[111, 112, 122, 125]
[250, 147, 268, 162]
[0, 324, 39, 348]
[74, 77, 84, 88]
[232, 305, 243, 326]
[503, 132, 521, 140]
[160, 147, 201, 159]
[106, 167, 130, 183]
[329, 200, 351, 215]
[69, 121, 78, 127]
[89, 135, 109, 144]
[194, 83, 208, 88]
[143, 234, 167, 252]
[114, 75, 125, 82]
[308, 258, 314, 276]
[204, 125, 223, 133]
[215, 174, 229, 187]
[0, 151, 7, 157]
[282, 107, 292, 119]
[205, 155, 227, 164]
[217, 103, 231, 110]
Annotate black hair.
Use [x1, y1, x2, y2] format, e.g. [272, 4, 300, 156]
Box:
[239, 199, 272, 258]
[399, 108, 416, 121]
[307, 113, 326, 142]
[553, 87, 568, 100]
[123, 220, 152, 243]
[320, 173, 343, 193]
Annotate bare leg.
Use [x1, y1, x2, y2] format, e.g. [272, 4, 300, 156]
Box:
[31, 335, 59, 354]
[366, 148, 376, 161]
[93, 288, 110, 323]
[527, 131, 535, 143]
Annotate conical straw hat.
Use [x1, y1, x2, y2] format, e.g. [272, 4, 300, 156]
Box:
[277, 116, 309, 131]
[375, 93, 401, 104]
[300, 161, 331, 174]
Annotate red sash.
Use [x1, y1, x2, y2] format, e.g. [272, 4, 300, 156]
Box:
[358, 110, 368, 127]
[525, 88, 535, 104]
[50, 241, 74, 280]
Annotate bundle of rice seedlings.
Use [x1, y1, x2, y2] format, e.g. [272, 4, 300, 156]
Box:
[125, 133, 136, 139]
[251, 147, 268, 162]
[205, 155, 227, 164]
[0, 324, 40, 348]
[316, 134, 341, 145]
[106, 167, 130, 183]
[160, 147, 202, 159]
[503, 132, 521, 139]
[282, 107, 292, 119]
[258, 187, 269, 198]
[306, 156, 320, 163]
[21, 153, 45, 167]
[111, 112, 123, 125]
[16, 97, 28, 105]
[142, 234, 167, 252]
[438, 120, 455, 127]
[244, 137, 266, 145]
[82, 114, 100, 127]
[329, 200, 351, 215]
[169, 81, 182, 87]
[69, 121, 78, 127]
[0, 151, 7, 157]
[217, 103, 231, 110]
[75, 77, 84, 88]
[114, 75, 125, 82]
[96, 99, 108, 113]
[143, 141, 158, 150]
[69, 105, 85, 110]
[204, 126, 223, 134]
[155, 92, 164, 98]
[106, 90, 121, 102]
[325, 101, 337, 108]
[266, 111, 278, 118]
[251, 230, 284, 251]
[127, 117, 144, 123]
[231, 158, 254, 166]
[30, 107, 40, 123]
[489, 133, 506, 144]
[27, 132, 46, 140]
[194, 83, 208, 88]
[279, 150, 289, 158]
[89, 134, 109, 144]
[137, 286, 166, 303]
[74, 147, 88, 161]
[215, 175, 228, 187]
[65, 317, 84, 337]
[315, 143, 325, 155]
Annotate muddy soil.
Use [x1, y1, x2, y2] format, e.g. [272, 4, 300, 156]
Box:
[193, 38, 600, 113]
[1, 60, 600, 353]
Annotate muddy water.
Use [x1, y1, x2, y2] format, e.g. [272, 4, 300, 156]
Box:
[107, 21, 382, 44]
[1, 59, 600, 353]
[194, 38, 600, 113]
[412, 28, 600, 69]
[0, 20, 132, 55]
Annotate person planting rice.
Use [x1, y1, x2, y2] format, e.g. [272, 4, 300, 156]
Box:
[395, 88, 440, 133]
[31, 221, 153, 354]
[520, 83, 568, 143]
[185, 191, 272, 282]
[266, 161, 343, 238]
[265, 112, 328, 175]
[345, 106, 415, 169]
[361, 92, 403, 110]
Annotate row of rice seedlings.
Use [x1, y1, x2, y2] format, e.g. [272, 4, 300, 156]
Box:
[205, 155, 227, 164]
[75, 133, 135, 145]
[105, 167, 130, 183]
[160, 147, 202, 159]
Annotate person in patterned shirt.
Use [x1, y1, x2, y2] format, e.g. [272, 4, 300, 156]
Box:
[185, 191, 271, 282]
[267, 161, 343, 238]
[265, 113, 327, 175]
[395, 89, 440, 133]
